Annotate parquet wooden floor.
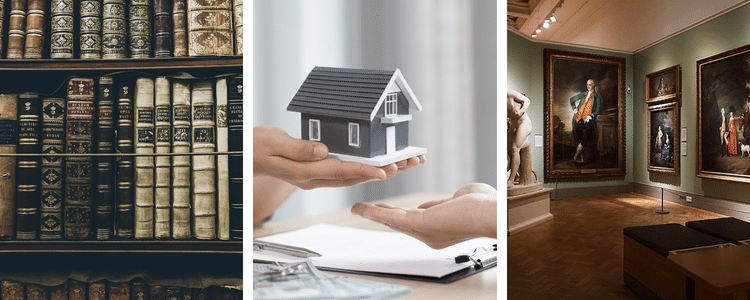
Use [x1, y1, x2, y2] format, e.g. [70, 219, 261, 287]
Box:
[507, 192, 725, 300]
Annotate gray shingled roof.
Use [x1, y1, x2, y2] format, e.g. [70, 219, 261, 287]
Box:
[287, 66, 397, 120]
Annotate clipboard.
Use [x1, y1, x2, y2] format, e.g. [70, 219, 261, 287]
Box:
[253, 223, 498, 284]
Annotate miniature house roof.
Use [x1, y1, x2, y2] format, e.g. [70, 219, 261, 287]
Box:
[287, 66, 422, 121]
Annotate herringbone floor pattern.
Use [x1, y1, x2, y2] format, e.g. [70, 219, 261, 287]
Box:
[507, 193, 725, 300]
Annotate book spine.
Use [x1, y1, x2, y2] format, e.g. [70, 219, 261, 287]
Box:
[149, 286, 165, 300]
[227, 75, 242, 240]
[165, 287, 181, 300]
[187, 0, 233, 56]
[40, 97, 65, 240]
[154, 0, 172, 57]
[26, 283, 48, 300]
[115, 79, 135, 238]
[68, 280, 86, 300]
[131, 280, 148, 300]
[7, 0, 27, 58]
[154, 77, 171, 239]
[129, 0, 152, 58]
[2, 281, 25, 300]
[135, 77, 154, 239]
[232, 0, 241, 55]
[50, 0, 74, 59]
[65, 78, 96, 240]
[0, 0, 5, 58]
[95, 76, 116, 240]
[0, 95, 18, 240]
[108, 282, 130, 300]
[49, 282, 68, 300]
[89, 282, 107, 300]
[172, 0, 187, 57]
[171, 79, 190, 239]
[16, 92, 42, 240]
[22, 0, 44, 58]
[191, 80, 216, 239]
[216, 78, 228, 240]
[80, 0, 103, 59]
[102, 0, 127, 59]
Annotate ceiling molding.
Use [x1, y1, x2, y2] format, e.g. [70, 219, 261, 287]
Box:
[507, 28, 635, 55]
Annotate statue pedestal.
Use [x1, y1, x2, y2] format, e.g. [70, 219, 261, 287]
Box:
[508, 187, 553, 235]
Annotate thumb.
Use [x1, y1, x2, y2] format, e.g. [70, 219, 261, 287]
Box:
[272, 133, 329, 162]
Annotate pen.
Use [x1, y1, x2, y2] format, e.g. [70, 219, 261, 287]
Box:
[253, 239, 322, 258]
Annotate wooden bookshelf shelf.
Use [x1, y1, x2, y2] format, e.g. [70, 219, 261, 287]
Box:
[0, 239, 242, 254]
[0, 56, 243, 71]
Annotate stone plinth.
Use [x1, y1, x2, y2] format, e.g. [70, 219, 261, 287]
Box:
[508, 188, 554, 235]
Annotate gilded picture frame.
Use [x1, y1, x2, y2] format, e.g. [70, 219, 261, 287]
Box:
[645, 65, 681, 104]
[544, 48, 626, 179]
[648, 102, 680, 175]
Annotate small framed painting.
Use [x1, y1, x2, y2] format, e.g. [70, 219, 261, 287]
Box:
[648, 102, 680, 175]
[645, 65, 681, 104]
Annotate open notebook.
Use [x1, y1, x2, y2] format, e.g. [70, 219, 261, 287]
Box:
[253, 224, 497, 283]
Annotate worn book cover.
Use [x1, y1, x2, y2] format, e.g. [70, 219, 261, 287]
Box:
[40, 97, 65, 239]
[23, 0, 44, 58]
[116, 79, 135, 238]
[129, 0, 152, 57]
[1, 281, 24, 300]
[95, 76, 116, 240]
[131, 280, 148, 300]
[0, 95, 17, 240]
[232, 0, 241, 55]
[0, 0, 5, 58]
[191, 80, 216, 239]
[135, 77, 155, 239]
[149, 286, 165, 300]
[7, 0, 28, 58]
[227, 75, 242, 240]
[49, 282, 68, 300]
[171, 79, 191, 239]
[109, 282, 130, 300]
[88, 282, 106, 300]
[80, 0, 102, 58]
[50, 0, 74, 58]
[68, 280, 85, 300]
[26, 283, 48, 300]
[102, 0, 127, 58]
[216, 78, 229, 240]
[16, 92, 42, 240]
[187, 0, 233, 56]
[154, 0, 172, 57]
[154, 77, 171, 239]
[65, 78, 96, 240]
[172, 0, 187, 56]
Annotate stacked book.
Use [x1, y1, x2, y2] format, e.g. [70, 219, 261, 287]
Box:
[0, 0, 243, 59]
[0, 75, 243, 241]
[0, 280, 241, 300]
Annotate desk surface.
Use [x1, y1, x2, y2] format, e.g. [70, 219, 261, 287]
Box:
[253, 193, 498, 300]
[668, 244, 750, 294]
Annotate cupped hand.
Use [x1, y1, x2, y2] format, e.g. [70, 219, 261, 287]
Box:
[351, 183, 497, 249]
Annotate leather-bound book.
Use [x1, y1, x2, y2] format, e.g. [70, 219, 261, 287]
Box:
[216, 78, 228, 240]
[172, 0, 187, 56]
[102, 0, 127, 58]
[209, 286, 239, 300]
[80, 0, 103, 58]
[16, 92, 42, 240]
[1, 281, 25, 300]
[227, 75, 242, 240]
[171, 79, 191, 239]
[129, 0, 152, 58]
[89, 282, 107, 300]
[154, 0, 172, 57]
[189, 288, 204, 300]
[68, 280, 86, 300]
[7, 0, 28, 58]
[26, 284, 48, 300]
[165, 287, 181, 300]
[134, 77, 155, 239]
[191, 80, 217, 239]
[108, 283, 130, 300]
[40, 97, 66, 240]
[0, 95, 17, 240]
[22, 0, 44, 58]
[50, 0, 74, 58]
[115, 79, 135, 238]
[49, 282, 68, 300]
[149, 286, 165, 300]
[187, 0, 233, 56]
[232, 0, 241, 55]
[0, 0, 5, 58]
[131, 280, 148, 300]
[154, 77, 171, 239]
[95, 76, 116, 240]
[65, 78, 96, 240]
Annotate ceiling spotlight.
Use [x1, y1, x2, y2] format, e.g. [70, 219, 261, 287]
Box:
[550, 15, 557, 22]
[536, 28, 542, 33]
[543, 22, 549, 28]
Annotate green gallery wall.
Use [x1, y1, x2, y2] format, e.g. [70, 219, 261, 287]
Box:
[508, 2, 750, 205]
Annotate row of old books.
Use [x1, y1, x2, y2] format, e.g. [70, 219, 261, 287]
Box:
[0, 280, 241, 300]
[0, 74, 243, 241]
[0, 0, 242, 59]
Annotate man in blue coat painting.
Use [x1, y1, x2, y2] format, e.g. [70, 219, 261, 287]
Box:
[569, 78, 602, 163]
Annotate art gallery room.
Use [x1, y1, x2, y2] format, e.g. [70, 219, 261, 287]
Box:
[507, 0, 750, 299]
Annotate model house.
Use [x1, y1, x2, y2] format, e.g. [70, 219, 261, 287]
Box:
[287, 66, 426, 166]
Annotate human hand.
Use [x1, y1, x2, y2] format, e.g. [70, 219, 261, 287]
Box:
[351, 183, 497, 249]
[585, 115, 592, 123]
[573, 108, 578, 115]
[254, 126, 425, 190]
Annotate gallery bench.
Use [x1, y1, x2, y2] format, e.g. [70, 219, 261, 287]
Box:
[685, 217, 750, 245]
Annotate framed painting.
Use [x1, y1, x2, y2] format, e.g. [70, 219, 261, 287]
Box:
[648, 102, 680, 175]
[543, 48, 626, 179]
[697, 44, 750, 183]
[645, 65, 681, 104]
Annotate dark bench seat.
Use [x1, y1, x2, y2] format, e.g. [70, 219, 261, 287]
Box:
[685, 217, 750, 244]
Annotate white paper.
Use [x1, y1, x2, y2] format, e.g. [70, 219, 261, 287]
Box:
[254, 224, 497, 278]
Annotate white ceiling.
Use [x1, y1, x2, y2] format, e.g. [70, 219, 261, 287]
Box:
[508, 0, 750, 53]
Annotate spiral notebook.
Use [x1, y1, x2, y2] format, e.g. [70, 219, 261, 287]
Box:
[253, 223, 497, 283]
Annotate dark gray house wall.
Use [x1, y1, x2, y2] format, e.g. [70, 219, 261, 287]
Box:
[301, 113, 371, 157]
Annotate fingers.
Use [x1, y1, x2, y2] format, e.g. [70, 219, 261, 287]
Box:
[267, 128, 328, 162]
[351, 202, 411, 228]
[417, 198, 453, 209]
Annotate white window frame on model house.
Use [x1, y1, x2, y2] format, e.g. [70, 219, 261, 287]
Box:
[309, 119, 321, 141]
[385, 93, 397, 116]
[349, 122, 360, 147]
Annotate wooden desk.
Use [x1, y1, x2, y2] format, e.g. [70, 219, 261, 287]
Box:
[253, 193, 498, 300]
[668, 244, 750, 300]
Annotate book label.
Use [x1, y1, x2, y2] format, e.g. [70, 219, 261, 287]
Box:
[119, 103, 133, 119]
[217, 104, 227, 127]
[0, 120, 18, 144]
[99, 106, 113, 121]
[193, 128, 213, 143]
[174, 106, 189, 121]
[138, 129, 154, 143]
[156, 128, 170, 142]
[138, 109, 153, 123]
[174, 128, 189, 142]
[68, 102, 95, 117]
[193, 105, 214, 121]
[156, 107, 170, 122]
